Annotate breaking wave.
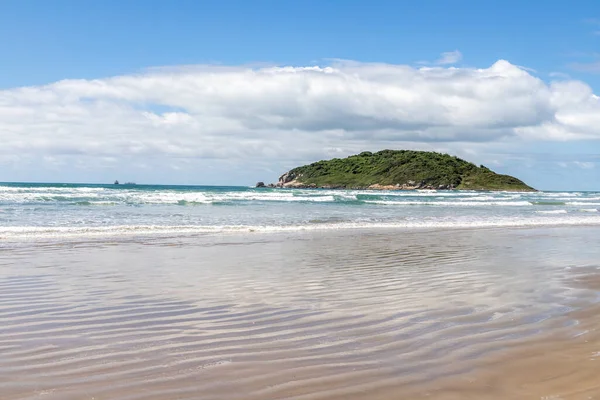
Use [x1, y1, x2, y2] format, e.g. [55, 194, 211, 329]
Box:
[2, 183, 600, 242]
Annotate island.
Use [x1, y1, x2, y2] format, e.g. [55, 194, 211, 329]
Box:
[264, 150, 535, 191]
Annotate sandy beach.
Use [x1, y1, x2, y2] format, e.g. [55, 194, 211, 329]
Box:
[1, 227, 599, 400]
[4, 1, 600, 398]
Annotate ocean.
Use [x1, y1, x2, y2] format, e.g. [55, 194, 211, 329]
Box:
[1, 182, 600, 241]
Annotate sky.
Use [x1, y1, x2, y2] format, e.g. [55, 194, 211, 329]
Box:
[1, 0, 600, 190]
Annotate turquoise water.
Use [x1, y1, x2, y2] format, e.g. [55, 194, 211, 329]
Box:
[1, 182, 600, 240]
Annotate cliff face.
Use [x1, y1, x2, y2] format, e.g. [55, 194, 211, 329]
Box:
[270, 150, 535, 191]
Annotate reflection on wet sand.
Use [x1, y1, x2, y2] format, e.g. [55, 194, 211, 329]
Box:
[409, 302, 600, 400]
[0, 227, 599, 399]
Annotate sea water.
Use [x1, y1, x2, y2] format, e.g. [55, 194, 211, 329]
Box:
[1, 182, 600, 240]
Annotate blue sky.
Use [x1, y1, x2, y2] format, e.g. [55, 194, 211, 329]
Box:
[2, 0, 599, 88]
[1, 0, 600, 190]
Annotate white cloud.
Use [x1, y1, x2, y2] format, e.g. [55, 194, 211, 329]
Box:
[573, 161, 595, 169]
[1, 59, 600, 182]
[436, 50, 463, 65]
[549, 72, 571, 79]
[558, 161, 595, 169]
[515, 65, 537, 73]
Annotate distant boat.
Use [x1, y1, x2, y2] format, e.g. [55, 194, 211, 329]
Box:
[114, 180, 119, 185]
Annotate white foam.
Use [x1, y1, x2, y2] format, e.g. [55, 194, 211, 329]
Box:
[304, 189, 492, 198]
[2, 186, 599, 207]
[536, 210, 568, 214]
[542, 192, 584, 197]
[365, 200, 532, 207]
[3, 215, 600, 241]
[0, 187, 340, 205]
[456, 196, 496, 201]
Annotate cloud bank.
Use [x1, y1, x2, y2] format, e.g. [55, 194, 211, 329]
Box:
[1, 59, 599, 183]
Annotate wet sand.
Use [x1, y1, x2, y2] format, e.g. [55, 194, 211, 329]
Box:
[1, 227, 599, 399]
[366, 281, 600, 400]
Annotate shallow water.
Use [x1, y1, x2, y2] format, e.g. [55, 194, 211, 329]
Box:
[1, 227, 599, 399]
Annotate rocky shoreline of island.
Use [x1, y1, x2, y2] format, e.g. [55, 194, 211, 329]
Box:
[257, 173, 460, 191]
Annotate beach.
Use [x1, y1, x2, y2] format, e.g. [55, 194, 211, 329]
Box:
[1, 226, 599, 399]
[5, 1, 600, 398]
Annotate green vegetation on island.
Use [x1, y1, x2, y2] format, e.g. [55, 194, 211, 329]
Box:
[273, 150, 535, 191]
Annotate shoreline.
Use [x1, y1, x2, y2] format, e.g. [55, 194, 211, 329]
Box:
[2, 219, 600, 244]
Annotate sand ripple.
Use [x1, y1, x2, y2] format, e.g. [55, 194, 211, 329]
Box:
[1, 228, 599, 399]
